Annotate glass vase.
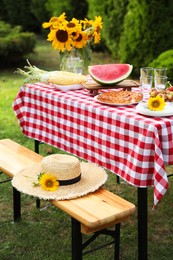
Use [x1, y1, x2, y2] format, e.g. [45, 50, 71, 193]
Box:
[60, 49, 84, 74]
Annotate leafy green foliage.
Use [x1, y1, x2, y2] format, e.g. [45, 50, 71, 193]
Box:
[119, 0, 173, 75]
[31, 0, 51, 28]
[87, 0, 129, 57]
[0, 21, 36, 66]
[0, 0, 40, 32]
[45, 0, 88, 19]
[149, 50, 173, 82]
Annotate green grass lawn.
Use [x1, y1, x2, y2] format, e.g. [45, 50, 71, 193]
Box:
[1, 38, 173, 259]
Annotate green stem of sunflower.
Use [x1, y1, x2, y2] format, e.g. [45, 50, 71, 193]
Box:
[165, 81, 172, 88]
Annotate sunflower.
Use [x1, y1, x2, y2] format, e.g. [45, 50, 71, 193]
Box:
[67, 18, 81, 33]
[67, 18, 82, 43]
[39, 173, 59, 191]
[47, 26, 73, 52]
[73, 31, 88, 49]
[42, 12, 66, 29]
[147, 96, 166, 111]
[92, 16, 103, 43]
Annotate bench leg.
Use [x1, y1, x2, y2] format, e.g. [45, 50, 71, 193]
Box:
[71, 217, 82, 260]
[114, 223, 120, 260]
[36, 198, 41, 208]
[13, 187, 21, 222]
[71, 218, 121, 260]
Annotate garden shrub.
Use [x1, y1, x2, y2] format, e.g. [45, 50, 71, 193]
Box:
[149, 50, 173, 82]
[31, 0, 51, 29]
[118, 0, 173, 76]
[87, 0, 129, 57]
[0, 21, 36, 66]
[45, 0, 88, 19]
[0, 0, 41, 32]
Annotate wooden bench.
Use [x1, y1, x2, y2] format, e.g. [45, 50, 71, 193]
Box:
[0, 138, 42, 221]
[0, 138, 135, 259]
[51, 188, 135, 259]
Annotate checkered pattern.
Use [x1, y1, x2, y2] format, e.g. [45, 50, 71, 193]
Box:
[12, 83, 173, 207]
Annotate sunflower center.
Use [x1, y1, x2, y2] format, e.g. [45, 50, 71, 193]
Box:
[76, 34, 82, 42]
[152, 101, 160, 107]
[72, 32, 77, 37]
[46, 180, 53, 187]
[96, 26, 101, 34]
[67, 22, 76, 28]
[56, 30, 68, 43]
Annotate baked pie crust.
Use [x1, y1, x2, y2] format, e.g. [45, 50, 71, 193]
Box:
[97, 90, 143, 104]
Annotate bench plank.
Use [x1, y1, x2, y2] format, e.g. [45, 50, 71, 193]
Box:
[51, 187, 135, 234]
[0, 139, 42, 177]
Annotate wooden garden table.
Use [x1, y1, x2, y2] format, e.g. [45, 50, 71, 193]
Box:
[12, 82, 173, 260]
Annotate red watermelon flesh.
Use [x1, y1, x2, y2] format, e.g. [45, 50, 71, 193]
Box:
[88, 64, 133, 85]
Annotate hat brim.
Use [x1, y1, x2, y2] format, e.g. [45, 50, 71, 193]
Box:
[12, 162, 108, 200]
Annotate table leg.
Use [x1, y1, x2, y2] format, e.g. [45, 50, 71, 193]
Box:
[34, 140, 40, 154]
[138, 187, 148, 260]
[34, 140, 41, 209]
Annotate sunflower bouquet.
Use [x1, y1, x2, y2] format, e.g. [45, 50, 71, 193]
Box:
[42, 12, 103, 71]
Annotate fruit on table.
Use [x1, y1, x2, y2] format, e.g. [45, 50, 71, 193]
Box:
[88, 63, 133, 85]
[149, 87, 173, 102]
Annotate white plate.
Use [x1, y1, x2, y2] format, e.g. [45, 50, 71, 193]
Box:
[51, 83, 83, 91]
[94, 95, 139, 106]
[136, 102, 173, 117]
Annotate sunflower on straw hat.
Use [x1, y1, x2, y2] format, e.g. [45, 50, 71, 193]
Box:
[12, 154, 108, 201]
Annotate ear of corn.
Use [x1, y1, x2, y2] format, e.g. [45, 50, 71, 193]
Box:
[16, 60, 88, 85]
[47, 71, 87, 85]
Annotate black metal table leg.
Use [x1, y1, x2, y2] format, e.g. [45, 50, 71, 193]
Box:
[34, 140, 41, 209]
[114, 223, 120, 260]
[13, 187, 21, 222]
[34, 140, 40, 154]
[116, 176, 120, 184]
[71, 217, 82, 260]
[138, 187, 148, 260]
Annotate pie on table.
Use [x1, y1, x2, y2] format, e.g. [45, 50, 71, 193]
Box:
[97, 90, 143, 104]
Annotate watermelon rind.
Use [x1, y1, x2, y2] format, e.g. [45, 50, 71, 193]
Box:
[88, 64, 133, 85]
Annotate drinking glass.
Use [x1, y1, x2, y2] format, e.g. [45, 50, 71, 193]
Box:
[154, 68, 167, 78]
[140, 67, 154, 77]
[154, 68, 168, 89]
[140, 76, 153, 101]
[155, 76, 168, 91]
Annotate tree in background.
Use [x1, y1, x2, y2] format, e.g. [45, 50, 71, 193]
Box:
[0, 0, 88, 32]
[45, 0, 88, 19]
[118, 0, 173, 75]
[0, 0, 38, 32]
[31, 0, 51, 30]
[87, 0, 129, 57]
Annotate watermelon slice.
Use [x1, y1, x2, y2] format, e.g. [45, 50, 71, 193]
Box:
[88, 64, 133, 85]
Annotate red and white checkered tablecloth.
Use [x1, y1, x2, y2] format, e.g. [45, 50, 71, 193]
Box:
[12, 82, 173, 207]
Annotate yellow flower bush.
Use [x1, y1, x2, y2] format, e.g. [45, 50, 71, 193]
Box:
[42, 12, 103, 53]
[147, 96, 166, 111]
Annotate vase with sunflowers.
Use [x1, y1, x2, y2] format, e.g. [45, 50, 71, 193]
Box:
[42, 12, 103, 74]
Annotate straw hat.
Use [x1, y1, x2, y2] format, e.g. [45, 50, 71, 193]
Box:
[12, 154, 108, 200]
